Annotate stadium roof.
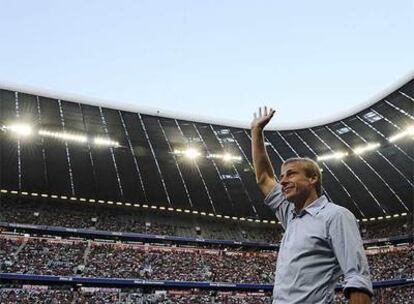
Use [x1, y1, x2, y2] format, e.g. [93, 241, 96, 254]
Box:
[1, 72, 412, 130]
[0, 77, 413, 220]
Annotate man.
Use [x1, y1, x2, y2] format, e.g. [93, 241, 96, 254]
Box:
[251, 106, 373, 304]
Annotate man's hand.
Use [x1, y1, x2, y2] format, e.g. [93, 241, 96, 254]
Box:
[349, 290, 371, 304]
[251, 106, 277, 196]
[251, 106, 276, 131]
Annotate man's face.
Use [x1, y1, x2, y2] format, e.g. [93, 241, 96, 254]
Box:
[279, 161, 315, 203]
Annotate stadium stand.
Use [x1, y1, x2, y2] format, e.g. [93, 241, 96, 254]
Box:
[1, 235, 412, 283]
[0, 77, 413, 302]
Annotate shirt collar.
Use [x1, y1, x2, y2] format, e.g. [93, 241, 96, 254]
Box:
[291, 195, 328, 217]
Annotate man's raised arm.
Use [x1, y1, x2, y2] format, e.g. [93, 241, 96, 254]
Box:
[251, 106, 277, 196]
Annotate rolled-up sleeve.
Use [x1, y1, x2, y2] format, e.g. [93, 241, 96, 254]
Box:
[328, 208, 373, 298]
[264, 184, 291, 230]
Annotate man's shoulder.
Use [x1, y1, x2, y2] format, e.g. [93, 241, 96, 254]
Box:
[322, 202, 356, 222]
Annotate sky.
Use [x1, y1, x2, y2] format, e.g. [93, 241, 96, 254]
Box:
[0, 1, 413, 129]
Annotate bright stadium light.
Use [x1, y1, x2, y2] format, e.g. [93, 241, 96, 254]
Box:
[183, 148, 201, 159]
[388, 126, 414, 142]
[39, 129, 88, 143]
[173, 148, 201, 159]
[353, 142, 380, 155]
[222, 153, 242, 162]
[3, 123, 33, 137]
[222, 153, 233, 161]
[93, 137, 120, 147]
[317, 151, 348, 161]
[207, 153, 242, 162]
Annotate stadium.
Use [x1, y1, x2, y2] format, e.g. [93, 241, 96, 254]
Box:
[0, 73, 413, 303]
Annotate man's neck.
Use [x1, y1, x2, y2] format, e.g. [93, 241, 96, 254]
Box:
[293, 192, 319, 213]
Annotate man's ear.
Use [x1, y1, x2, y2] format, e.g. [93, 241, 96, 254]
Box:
[309, 175, 318, 185]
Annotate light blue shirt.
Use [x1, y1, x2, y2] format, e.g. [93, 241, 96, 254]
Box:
[265, 184, 373, 304]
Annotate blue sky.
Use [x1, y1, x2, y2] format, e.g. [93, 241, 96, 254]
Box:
[1, 1, 413, 129]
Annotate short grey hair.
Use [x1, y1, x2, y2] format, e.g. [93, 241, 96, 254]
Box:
[282, 157, 322, 196]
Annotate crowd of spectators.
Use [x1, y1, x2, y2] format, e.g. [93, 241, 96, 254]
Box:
[0, 198, 279, 242]
[0, 287, 273, 304]
[1, 198, 411, 244]
[0, 285, 412, 303]
[334, 285, 413, 303]
[0, 288, 74, 303]
[0, 197, 412, 302]
[83, 243, 276, 284]
[0, 237, 22, 272]
[367, 247, 414, 281]
[4, 238, 85, 276]
[1, 235, 412, 284]
[359, 218, 412, 240]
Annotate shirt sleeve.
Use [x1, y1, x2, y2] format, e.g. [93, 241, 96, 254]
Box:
[328, 207, 373, 298]
[263, 184, 292, 230]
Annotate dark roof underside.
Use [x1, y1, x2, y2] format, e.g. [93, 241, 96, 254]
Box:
[1, 79, 413, 219]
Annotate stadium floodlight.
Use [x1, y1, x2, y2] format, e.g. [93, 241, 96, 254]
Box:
[183, 148, 201, 159]
[4, 123, 33, 137]
[353, 142, 380, 155]
[388, 126, 414, 142]
[208, 152, 242, 162]
[317, 151, 348, 161]
[223, 153, 242, 162]
[93, 137, 120, 147]
[39, 129, 88, 143]
[223, 153, 233, 161]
